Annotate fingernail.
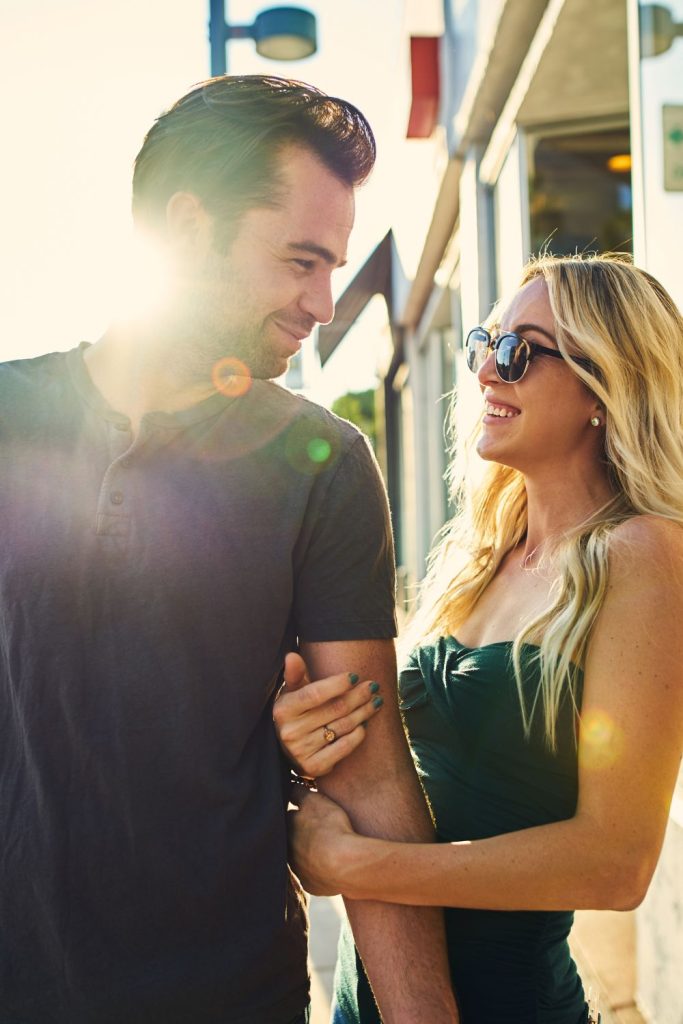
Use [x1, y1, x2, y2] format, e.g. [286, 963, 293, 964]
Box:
[369, 681, 380, 694]
[349, 673, 359, 685]
[373, 696, 384, 709]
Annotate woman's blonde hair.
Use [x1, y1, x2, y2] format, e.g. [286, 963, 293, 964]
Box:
[405, 253, 683, 749]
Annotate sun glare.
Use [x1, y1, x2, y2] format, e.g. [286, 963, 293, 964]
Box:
[580, 708, 624, 770]
[115, 232, 173, 322]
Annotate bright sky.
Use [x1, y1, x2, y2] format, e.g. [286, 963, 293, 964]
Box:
[2, 0, 437, 405]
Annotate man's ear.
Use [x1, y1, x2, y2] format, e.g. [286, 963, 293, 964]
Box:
[165, 191, 212, 255]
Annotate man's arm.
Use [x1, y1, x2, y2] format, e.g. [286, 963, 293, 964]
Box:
[300, 636, 458, 1024]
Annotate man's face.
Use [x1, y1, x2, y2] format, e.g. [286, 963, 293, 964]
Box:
[187, 144, 355, 381]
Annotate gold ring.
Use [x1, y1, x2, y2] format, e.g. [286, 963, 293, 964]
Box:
[322, 725, 337, 744]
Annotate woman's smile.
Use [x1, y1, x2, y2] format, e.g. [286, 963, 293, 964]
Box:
[483, 395, 521, 420]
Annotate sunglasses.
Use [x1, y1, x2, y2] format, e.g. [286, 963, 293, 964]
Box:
[465, 326, 593, 383]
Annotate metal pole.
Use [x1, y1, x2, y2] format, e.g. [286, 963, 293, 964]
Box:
[209, 0, 227, 75]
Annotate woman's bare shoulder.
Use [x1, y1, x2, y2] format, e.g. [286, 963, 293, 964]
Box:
[608, 515, 683, 583]
[610, 516, 683, 565]
[587, 515, 683, 703]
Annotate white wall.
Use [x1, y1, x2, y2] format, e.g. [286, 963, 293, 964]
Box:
[628, 2, 683, 1019]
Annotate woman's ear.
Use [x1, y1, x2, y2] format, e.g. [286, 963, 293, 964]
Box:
[589, 404, 606, 428]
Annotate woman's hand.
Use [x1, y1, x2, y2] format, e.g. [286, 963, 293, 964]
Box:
[288, 786, 359, 895]
[273, 652, 384, 778]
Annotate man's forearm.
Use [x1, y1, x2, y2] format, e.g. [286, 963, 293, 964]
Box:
[319, 763, 458, 1022]
[302, 638, 458, 1022]
[343, 898, 456, 1023]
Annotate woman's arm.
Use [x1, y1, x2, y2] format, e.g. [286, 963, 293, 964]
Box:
[289, 517, 683, 912]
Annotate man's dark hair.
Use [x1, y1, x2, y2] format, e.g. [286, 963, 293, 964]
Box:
[132, 75, 376, 246]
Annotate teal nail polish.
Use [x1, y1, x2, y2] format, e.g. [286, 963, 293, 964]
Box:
[373, 696, 384, 709]
[369, 681, 380, 694]
[349, 673, 359, 685]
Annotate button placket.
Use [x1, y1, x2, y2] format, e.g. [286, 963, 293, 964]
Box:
[96, 427, 137, 540]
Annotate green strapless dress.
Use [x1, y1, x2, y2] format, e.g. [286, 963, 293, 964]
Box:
[333, 636, 589, 1024]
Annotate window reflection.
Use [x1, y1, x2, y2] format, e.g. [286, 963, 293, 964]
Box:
[528, 128, 633, 255]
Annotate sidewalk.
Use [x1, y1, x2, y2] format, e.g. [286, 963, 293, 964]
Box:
[308, 895, 344, 1024]
[570, 910, 646, 1024]
[308, 898, 645, 1024]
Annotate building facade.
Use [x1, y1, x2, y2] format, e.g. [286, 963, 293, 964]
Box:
[318, 1, 683, 1019]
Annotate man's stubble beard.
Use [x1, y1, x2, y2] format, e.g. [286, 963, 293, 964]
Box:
[170, 259, 286, 385]
[169, 313, 284, 387]
[202, 246, 291, 381]
[205, 306, 287, 381]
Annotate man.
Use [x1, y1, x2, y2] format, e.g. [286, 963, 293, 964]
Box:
[0, 76, 457, 1023]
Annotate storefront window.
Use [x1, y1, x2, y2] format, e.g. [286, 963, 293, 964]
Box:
[528, 127, 632, 255]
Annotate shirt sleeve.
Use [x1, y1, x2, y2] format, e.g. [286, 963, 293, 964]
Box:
[293, 433, 397, 643]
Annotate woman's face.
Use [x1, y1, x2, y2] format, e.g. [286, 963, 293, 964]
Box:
[475, 277, 602, 475]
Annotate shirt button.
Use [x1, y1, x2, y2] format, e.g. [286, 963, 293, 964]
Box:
[110, 490, 124, 505]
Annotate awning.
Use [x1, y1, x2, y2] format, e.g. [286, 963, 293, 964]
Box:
[317, 230, 394, 367]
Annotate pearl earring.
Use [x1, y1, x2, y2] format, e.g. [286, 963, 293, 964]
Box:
[590, 416, 601, 427]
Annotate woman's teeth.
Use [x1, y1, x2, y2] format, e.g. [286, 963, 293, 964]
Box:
[485, 403, 520, 418]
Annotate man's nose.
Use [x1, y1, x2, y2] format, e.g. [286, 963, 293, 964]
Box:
[300, 272, 335, 326]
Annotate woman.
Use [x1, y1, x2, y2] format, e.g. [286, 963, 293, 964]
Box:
[276, 253, 683, 1023]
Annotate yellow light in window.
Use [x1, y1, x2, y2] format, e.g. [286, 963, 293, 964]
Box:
[607, 153, 632, 173]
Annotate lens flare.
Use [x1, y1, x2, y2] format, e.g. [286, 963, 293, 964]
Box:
[285, 420, 339, 475]
[211, 357, 252, 398]
[579, 708, 623, 770]
[306, 437, 332, 464]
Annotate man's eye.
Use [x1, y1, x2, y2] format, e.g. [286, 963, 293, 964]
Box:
[292, 259, 314, 271]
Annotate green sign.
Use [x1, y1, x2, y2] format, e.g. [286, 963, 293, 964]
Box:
[663, 106, 683, 191]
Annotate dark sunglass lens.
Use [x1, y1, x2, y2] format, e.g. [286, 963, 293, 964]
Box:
[466, 329, 490, 372]
[495, 334, 528, 382]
